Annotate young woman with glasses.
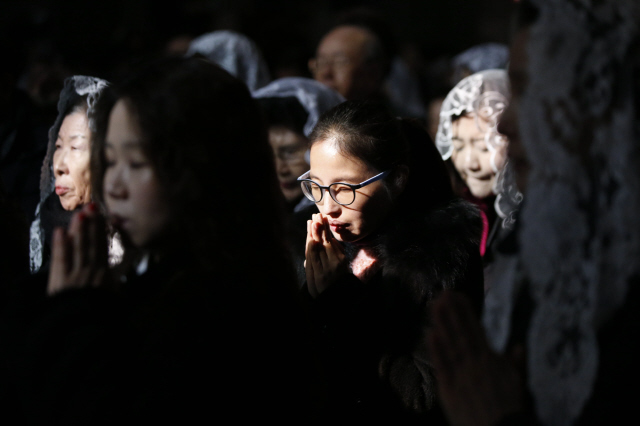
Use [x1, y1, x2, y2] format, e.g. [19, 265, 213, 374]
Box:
[299, 99, 485, 423]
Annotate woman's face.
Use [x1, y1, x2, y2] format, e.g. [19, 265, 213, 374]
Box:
[309, 137, 394, 243]
[53, 111, 92, 210]
[450, 114, 506, 199]
[269, 126, 308, 202]
[103, 99, 171, 249]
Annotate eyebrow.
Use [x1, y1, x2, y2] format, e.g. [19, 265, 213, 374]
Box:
[309, 173, 361, 184]
[58, 134, 88, 141]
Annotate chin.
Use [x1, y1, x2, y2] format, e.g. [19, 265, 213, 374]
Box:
[59, 198, 79, 211]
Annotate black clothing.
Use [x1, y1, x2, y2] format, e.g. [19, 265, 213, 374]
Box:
[303, 198, 484, 424]
[0, 250, 319, 425]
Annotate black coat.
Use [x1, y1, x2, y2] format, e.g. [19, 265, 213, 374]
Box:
[0, 250, 320, 425]
[303, 198, 485, 424]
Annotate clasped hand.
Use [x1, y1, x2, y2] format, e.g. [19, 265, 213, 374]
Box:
[304, 213, 347, 298]
[48, 202, 111, 296]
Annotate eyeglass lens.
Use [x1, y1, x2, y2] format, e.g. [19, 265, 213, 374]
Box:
[301, 181, 355, 205]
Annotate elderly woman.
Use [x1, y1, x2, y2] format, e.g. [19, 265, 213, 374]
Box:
[435, 69, 521, 266]
[28, 75, 119, 274]
[1, 57, 315, 423]
[253, 77, 346, 212]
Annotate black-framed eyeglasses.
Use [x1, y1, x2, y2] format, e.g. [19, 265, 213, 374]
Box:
[297, 170, 391, 206]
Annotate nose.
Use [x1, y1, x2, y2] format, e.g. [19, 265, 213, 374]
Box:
[54, 149, 69, 177]
[464, 147, 481, 171]
[104, 165, 127, 200]
[311, 60, 334, 85]
[275, 157, 290, 177]
[317, 191, 341, 217]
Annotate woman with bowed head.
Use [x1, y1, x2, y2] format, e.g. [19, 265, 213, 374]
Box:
[435, 69, 521, 262]
[28, 75, 121, 275]
[428, 1, 640, 425]
[299, 100, 485, 423]
[1, 57, 316, 423]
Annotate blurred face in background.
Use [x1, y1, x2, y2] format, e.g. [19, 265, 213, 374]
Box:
[53, 111, 92, 210]
[451, 114, 506, 199]
[269, 126, 308, 202]
[310, 25, 383, 101]
[103, 99, 170, 249]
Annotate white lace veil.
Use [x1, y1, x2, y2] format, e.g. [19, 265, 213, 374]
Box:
[483, 1, 640, 425]
[436, 69, 509, 166]
[252, 77, 346, 138]
[29, 76, 114, 273]
[436, 69, 521, 223]
[185, 30, 271, 92]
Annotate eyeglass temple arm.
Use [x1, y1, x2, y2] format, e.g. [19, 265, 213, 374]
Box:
[297, 171, 311, 181]
[353, 170, 391, 188]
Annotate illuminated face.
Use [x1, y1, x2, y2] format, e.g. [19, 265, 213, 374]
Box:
[103, 99, 171, 249]
[53, 111, 92, 210]
[268, 126, 308, 202]
[309, 25, 382, 101]
[308, 137, 394, 243]
[451, 114, 507, 199]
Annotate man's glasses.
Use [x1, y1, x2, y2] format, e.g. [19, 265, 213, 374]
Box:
[297, 170, 390, 206]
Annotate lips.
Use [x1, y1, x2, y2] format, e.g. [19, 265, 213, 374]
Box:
[329, 221, 347, 232]
[55, 186, 70, 196]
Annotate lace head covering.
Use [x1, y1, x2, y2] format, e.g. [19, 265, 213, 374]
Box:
[451, 42, 510, 85]
[483, 1, 640, 425]
[436, 69, 510, 165]
[29, 75, 111, 273]
[436, 69, 520, 223]
[252, 77, 346, 138]
[186, 30, 271, 92]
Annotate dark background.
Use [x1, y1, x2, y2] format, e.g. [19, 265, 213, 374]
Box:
[1, 0, 517, 84]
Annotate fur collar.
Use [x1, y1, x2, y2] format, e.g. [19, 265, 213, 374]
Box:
[345, 197, 484, 303]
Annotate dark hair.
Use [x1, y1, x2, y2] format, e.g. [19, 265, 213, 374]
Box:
[92, 57, 289, 275]
[256, 96, 309, 136]
[309, 100, 453, 212]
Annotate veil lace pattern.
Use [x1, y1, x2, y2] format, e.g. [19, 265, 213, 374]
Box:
[483, 1, 640, 425]
[436, 69, 522, 225]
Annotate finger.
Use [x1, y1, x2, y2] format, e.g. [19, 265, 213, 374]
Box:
[72, 212, 87, 270]
[311, 220, 323, 243]
[47, 227, 68, 296]
[305, 242, 318, 298]
[305, 220, 313, 257]
[89, 205, 109, 265]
